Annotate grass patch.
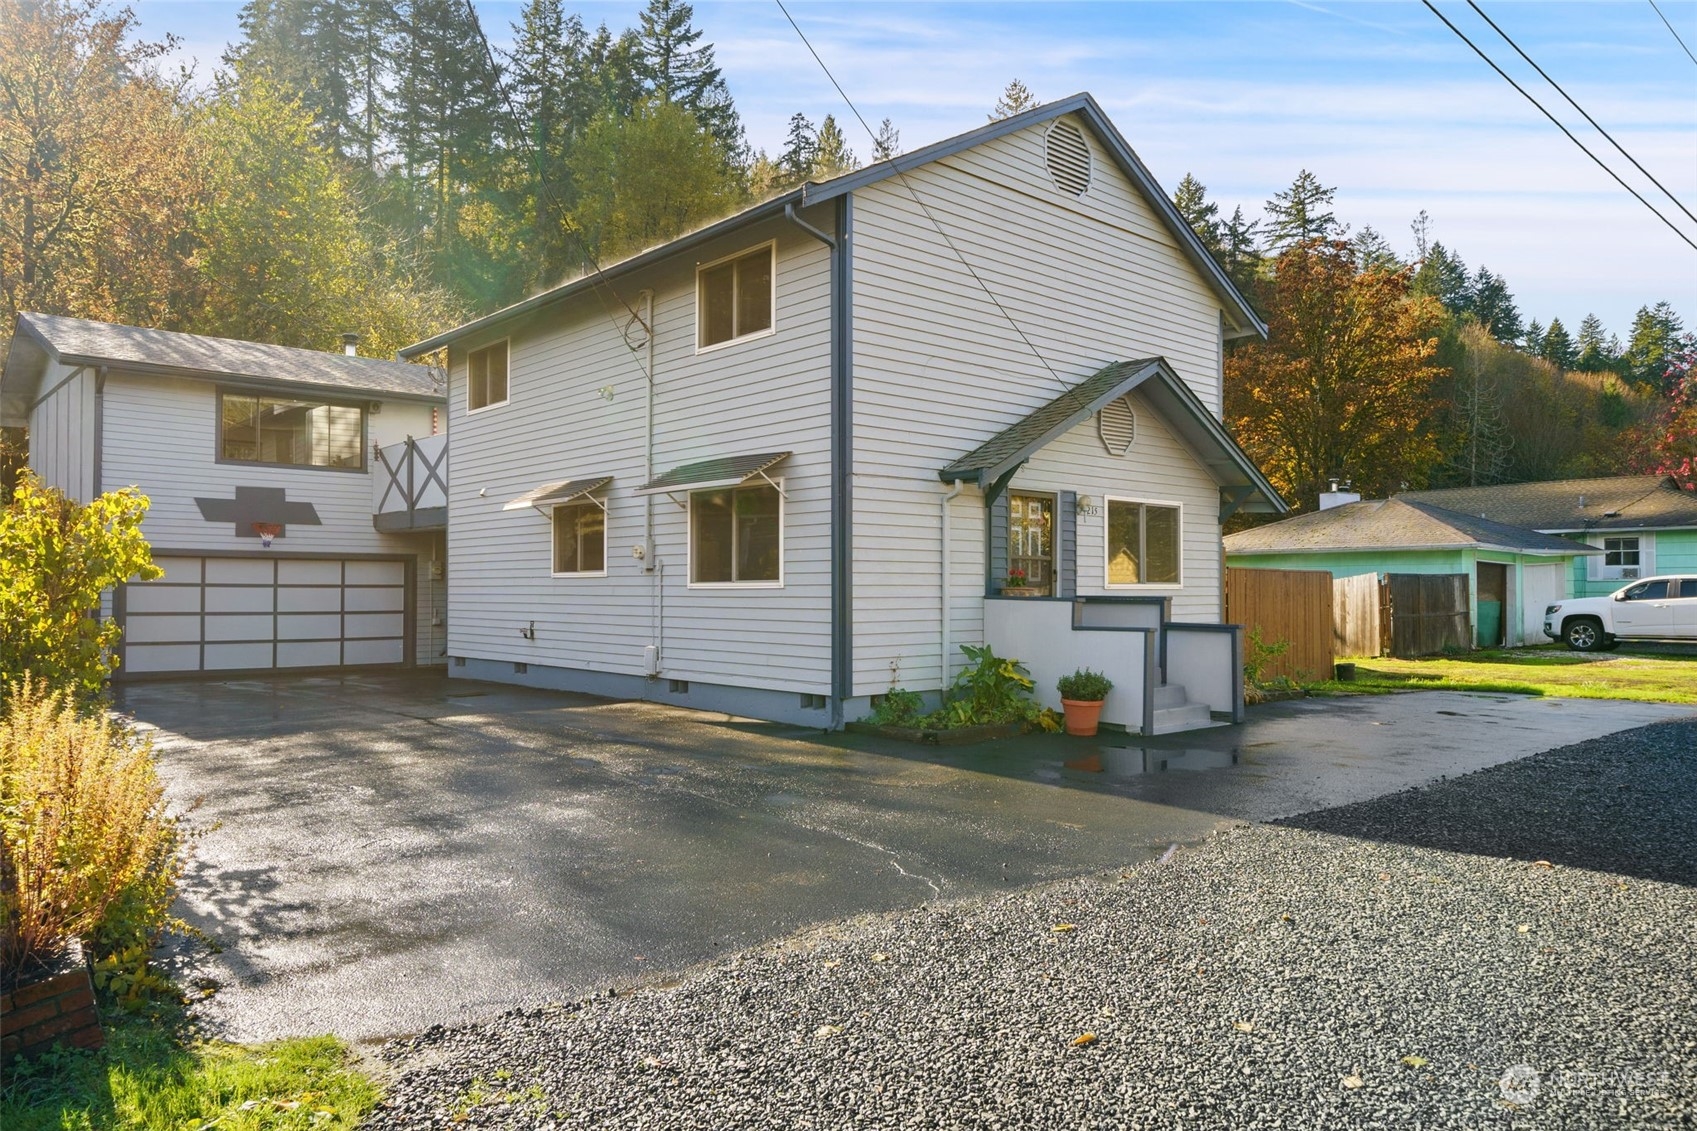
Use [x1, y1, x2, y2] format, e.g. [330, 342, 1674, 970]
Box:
[0, 1007, 378, 1131]
[1313, 646, 1697, 705]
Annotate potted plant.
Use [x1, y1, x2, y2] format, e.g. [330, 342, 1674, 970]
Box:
[1056, 668, 1114, 736]
[1001, 567, 1041, 597]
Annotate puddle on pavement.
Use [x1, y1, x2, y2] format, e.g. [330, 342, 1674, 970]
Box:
[1063, 746, 1241, 777]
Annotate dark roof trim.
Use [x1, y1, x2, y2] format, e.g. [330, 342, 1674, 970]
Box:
[636, 452, 791, 495]
[940, 359, 1286, 514]
[399, 93, 1265, 359]
[502, 475, 613, 512]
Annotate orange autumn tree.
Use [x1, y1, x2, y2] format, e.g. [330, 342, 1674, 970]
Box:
[1225, 239, 1446, 509]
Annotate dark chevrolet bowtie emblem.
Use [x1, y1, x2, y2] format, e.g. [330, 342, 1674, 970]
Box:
[194, 486, 323, 539]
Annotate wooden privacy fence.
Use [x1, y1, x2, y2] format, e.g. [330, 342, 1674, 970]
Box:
[1224, 567, 1336, 682]
[1386, 573, 1471, 657]
[1333, 573, 1389, 658]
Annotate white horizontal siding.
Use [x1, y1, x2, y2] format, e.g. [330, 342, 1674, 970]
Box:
[849, 114, 1234, 696]
[444, 215, 834, 693]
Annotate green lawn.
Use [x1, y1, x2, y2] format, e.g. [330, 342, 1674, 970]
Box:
[0, 1010, 378, 1131]
[1309, 646, 1697, 705]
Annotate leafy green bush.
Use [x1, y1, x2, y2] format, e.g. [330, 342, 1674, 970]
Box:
[866, 689, 926, 727]
[1, 678, 185, 997]
[1242, 628, 1303, 704]
[930, 644, 1061, 732]
[1056, 668, 1113, 701]
[0, 472, 161, 705]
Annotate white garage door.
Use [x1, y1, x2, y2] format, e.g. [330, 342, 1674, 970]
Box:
[121, 556, 409, 675]
[1520, 563, 1566, 645]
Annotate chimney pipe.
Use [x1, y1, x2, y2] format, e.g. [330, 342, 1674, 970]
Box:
[341, 332, 360, 357]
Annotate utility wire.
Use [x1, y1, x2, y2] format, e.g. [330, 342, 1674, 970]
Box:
[1423, 0, 1697, 253]
[460, 1, 654, 370]
[1468, 1, 1697, 227]
[1647, 0, 1697, 67]
[773, 0, 1096, 421]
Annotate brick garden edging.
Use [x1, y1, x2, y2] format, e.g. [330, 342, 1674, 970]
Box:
[2, 943, 104, 1065]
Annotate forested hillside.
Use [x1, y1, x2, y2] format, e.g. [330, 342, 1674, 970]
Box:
[0, 0, 1689, 506]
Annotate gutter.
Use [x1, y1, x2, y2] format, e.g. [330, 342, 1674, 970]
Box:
[783, 199, 853, 730]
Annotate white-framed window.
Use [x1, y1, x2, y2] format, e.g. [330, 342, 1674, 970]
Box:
[218, 391, 365, 471]
[697, 243, 774, 351]
[551, 500, 606, 576]
[1105, 497, 1182, 586]
[689, 480, 782, 586]
[466, 340, 509, 412]
[1590, 532, 1652, 580]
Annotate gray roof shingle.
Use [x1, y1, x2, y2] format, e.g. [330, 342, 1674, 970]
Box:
[1224, 498, 1600, 556]
[13, 313, 443, 400]
[1395, 476, 1697, 532]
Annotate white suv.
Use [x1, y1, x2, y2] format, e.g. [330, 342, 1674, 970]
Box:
[1544, 575, 1697, 651]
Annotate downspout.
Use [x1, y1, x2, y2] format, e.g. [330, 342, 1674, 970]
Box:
[940, 480, 964, 690]
[784, 197, 850, 728]
[92, 367, 106, 495]
[638, 289, 659, 674]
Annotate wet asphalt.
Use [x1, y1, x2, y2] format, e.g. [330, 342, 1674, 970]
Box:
[118, 673, 1691, 1043]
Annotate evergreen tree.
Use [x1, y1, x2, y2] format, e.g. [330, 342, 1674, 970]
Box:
[1576, 313, 1612, 370]
[1262, 169, 1340, 251]
[778, 113, 816, 183]
[1523, 317, 1545, 356]
[812, 114, 857, 179]
[1447, 341, 1513, 487]
[871, 117, 900, 162]
[990, 79, 1038, 120]
[1540, 317, 1576, 369]
[633, 0, 741, 154]
[1173, 174, 1222, 255]
[1411, 241, 1470, 317]
[1350, 225, 1401, 273]
[1219, 206, 1262, 291]
[1624, 301, 1687, 390]
[1467, 267, 1523, 343]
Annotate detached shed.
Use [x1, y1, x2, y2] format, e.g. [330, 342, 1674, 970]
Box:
[1224, 498, 1600, 648]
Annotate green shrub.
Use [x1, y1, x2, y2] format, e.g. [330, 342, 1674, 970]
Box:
[0, 472, 162, 705]
[1, 678, 185, 996]
[929, 644, 1061, 733]
[1056, 668, 1113, 701]
[866, 688, 926, 727]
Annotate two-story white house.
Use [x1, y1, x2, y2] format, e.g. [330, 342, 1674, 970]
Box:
[1, 313, 449, 676]
[400, 95, 1284, 733]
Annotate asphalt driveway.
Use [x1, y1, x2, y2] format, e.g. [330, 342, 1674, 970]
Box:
[120, 673, 1689, 1043]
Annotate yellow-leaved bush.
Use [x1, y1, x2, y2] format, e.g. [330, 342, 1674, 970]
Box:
[1, 678, 185, 983]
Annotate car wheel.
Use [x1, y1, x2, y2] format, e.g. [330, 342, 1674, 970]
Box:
[1564, 618, 1604, 651]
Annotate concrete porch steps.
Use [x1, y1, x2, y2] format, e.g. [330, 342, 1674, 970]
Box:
[1150, 682, 1220, 735]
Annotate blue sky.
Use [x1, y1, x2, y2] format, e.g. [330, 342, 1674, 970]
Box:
[143, 1, 1697, 339]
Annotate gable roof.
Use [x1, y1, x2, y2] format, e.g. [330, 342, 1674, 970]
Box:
[399, 93, 1265, 359]
[1224, 497, 1601, 557]
[941, 358, 1286, 514]
[2, 313, 443, 426]
[1396, 475, 1697, 533]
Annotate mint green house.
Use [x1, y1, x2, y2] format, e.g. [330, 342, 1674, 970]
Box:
[1224, 497, 1598, 648]
[1399, 476, 1697, 601]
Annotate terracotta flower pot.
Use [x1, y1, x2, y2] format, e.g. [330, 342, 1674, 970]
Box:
[1061, 697, 1105, 737]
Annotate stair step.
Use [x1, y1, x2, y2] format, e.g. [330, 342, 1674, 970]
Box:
[1152, 682, 1189, 709]
[1150, 702, 1217, 736]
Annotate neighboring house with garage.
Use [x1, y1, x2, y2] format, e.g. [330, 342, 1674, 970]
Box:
[1224, 494, 1599, 648]
[1, 313, 448, 677]
[1396, 475, 1697, 600]
[399, 93, 1285, 732]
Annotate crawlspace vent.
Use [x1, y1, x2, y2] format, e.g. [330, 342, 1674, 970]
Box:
[1045, 120, 1092, 197]
[1099, 396, 1136, 455]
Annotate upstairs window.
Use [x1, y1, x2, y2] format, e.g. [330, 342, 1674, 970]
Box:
[1106, 499, 1181, 586]
[698, 245, 773, 349]
[467, 340, 509, 411]
[552, 501, 606, 575]
[690, 482, 781, 584]
[219, 392, 364, 470]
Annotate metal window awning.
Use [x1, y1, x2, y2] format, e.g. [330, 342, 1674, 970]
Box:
[503, 475, 612, 515]
[635, 452, 791, 496]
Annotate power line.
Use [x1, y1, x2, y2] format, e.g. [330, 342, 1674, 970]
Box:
[1647, 0, 1697, 67]
[1467, 1, 1697, 228]
[1422, 0, 1697, 253]
[772, 0, 1095, 421]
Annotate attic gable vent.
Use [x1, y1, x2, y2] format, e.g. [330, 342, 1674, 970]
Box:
[1099, 396, 1135, 455]
[1045, 120, 1092, 197]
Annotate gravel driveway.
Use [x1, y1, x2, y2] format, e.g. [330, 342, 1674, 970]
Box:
[366, 720, 1697, 1129]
